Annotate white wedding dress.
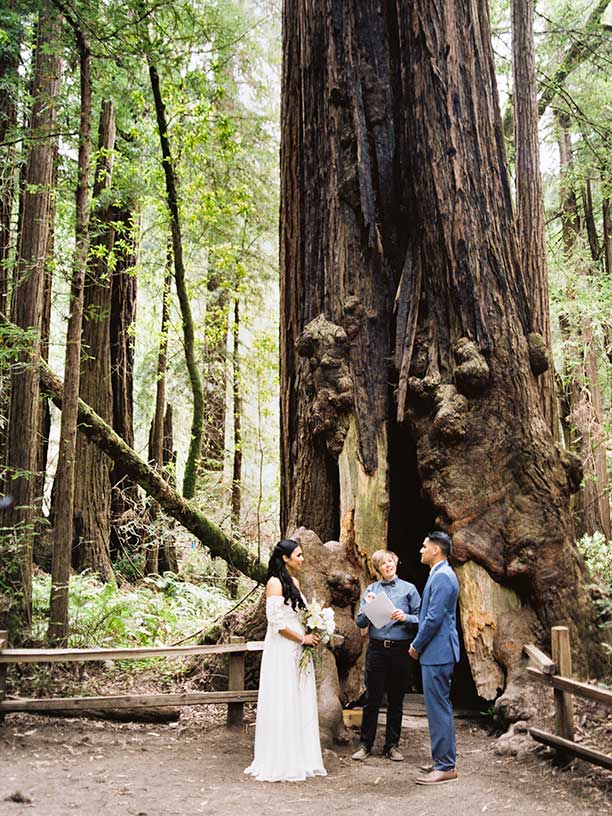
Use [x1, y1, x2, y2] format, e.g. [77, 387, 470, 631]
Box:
[244, 595, 327, 782]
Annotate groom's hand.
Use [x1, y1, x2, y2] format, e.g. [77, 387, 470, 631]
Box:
[390, 609, 406, 622]
[409, 644, 419, 660]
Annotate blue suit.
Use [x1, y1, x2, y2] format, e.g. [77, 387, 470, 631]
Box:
[412, 560, 459, 771]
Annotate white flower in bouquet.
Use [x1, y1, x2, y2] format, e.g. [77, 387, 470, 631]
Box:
[299, 597, 336, 671]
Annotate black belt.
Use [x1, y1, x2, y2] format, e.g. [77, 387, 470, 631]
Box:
[370, 639, 411, 649]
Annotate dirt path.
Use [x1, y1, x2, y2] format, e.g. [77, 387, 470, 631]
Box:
[0, 709, 609, 816]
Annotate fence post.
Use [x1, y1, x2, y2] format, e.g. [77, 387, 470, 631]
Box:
[551, 626, 574, 759]
[227, 636, 245, 727]
[0, 630, 8, 725]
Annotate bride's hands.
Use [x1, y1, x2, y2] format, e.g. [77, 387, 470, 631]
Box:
[302, 633, 320, 647]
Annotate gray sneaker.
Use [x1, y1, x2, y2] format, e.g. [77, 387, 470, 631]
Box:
[385, 746, 404, 761]
[352, 746, 371, 761]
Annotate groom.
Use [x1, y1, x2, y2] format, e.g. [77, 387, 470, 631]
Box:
[409, 531, 460, 785]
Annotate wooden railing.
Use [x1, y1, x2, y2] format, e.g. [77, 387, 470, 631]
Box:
[524, 626, 612, 769]
[0, 630, 264, 727]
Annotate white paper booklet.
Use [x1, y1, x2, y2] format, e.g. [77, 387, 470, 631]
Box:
[363, 591, 395, 628]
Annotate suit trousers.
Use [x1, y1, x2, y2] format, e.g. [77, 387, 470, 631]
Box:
[421, 662, 456, 771]
[360, 641, 410, 752]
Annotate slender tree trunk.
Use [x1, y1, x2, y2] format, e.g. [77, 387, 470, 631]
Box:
[281, 2, 604, 732]
[231, 298, 242, 531]
[200, 270, 229, 473]
[603, 195, 612, 280]
[148, 62, 204, 500]
[225, 297, 242, 597]
[1, 9, 61, 636]
[0, 0, 19, 321]
[109, 203, 139, 529]
[35, 148, 57, 509]
[144, 243, 172, 576]
[557, 114, 611, 542]
[0, 1, 21, 471]
[512, 0, 558, 438]
[48, 14, 93, 643]
[157, 403, 179, 574]
[582, 180, 600, 262]
[35, 356, 265, 583]
[72, 100, 116, 579]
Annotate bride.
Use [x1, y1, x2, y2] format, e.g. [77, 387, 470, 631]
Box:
[244, 539, 327, 782]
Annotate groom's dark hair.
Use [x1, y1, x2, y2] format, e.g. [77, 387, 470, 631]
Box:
[427, 530, 452, 557]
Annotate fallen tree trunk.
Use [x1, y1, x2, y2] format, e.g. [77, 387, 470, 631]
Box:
[29, 706, 180, 724]
[37, 357, 266, 585]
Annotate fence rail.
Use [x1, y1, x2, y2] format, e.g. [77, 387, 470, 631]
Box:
[524, 626, 612, 770]
[0, 630, 263, 726]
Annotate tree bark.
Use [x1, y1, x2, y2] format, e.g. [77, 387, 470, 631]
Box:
[109, 203, 139, 522]
[557, 115, 611, 542]
[512, 0, 558, 438]
[49, 10, 93, 643]
[72, 100, 116, 580]
[37, 357, 266, 584]
[280, 0, 605, 728]
[2, 8, 61, 636]
[148, 62, 204, 500]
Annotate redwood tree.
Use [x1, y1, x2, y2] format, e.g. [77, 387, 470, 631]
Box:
[49, 5, 93, 643]
[512, 0, 558, 438]
[2, 8, 61, 634]
[72, 100, 116, 579]
[556, 112, 611, 542]
[109, 202, 139, 521]
[280, 0, 605, 720]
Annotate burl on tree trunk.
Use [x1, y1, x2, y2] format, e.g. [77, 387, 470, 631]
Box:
[279, 0, 606, 732]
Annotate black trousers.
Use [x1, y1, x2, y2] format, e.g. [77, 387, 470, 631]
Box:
[360, 640, 411, 752]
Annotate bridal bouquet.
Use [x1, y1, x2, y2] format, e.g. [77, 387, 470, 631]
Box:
[299, 598, 336, 672]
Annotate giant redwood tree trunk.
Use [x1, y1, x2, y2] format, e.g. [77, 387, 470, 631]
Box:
[280, 0, 605, 725]
[2, 8, 61, 635]
[72, 100, 116, 579]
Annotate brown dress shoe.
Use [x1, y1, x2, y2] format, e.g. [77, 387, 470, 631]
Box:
[418, 763, 433, 773]
[415, 769, 458, 785]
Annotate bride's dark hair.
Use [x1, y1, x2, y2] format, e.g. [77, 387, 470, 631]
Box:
[267, 539, 306, 610]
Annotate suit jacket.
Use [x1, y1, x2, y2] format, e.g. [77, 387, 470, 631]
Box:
[411, 560, 460, 666]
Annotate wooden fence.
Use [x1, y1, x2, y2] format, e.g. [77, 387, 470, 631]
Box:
[524, 626, 612, 769]
[0, 630, 263, 727]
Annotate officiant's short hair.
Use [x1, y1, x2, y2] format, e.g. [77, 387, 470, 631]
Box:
[372, 549, 398, 573]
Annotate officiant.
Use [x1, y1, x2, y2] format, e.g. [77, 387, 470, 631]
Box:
[352, 549, 421, 762]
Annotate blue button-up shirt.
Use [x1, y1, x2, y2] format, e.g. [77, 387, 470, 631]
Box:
[355, 578, 421, 641]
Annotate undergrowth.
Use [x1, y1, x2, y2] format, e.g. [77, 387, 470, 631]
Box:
[31, 570, 234, 649]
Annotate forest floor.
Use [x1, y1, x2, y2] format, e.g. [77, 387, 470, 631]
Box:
[1, 702, 610, 816]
